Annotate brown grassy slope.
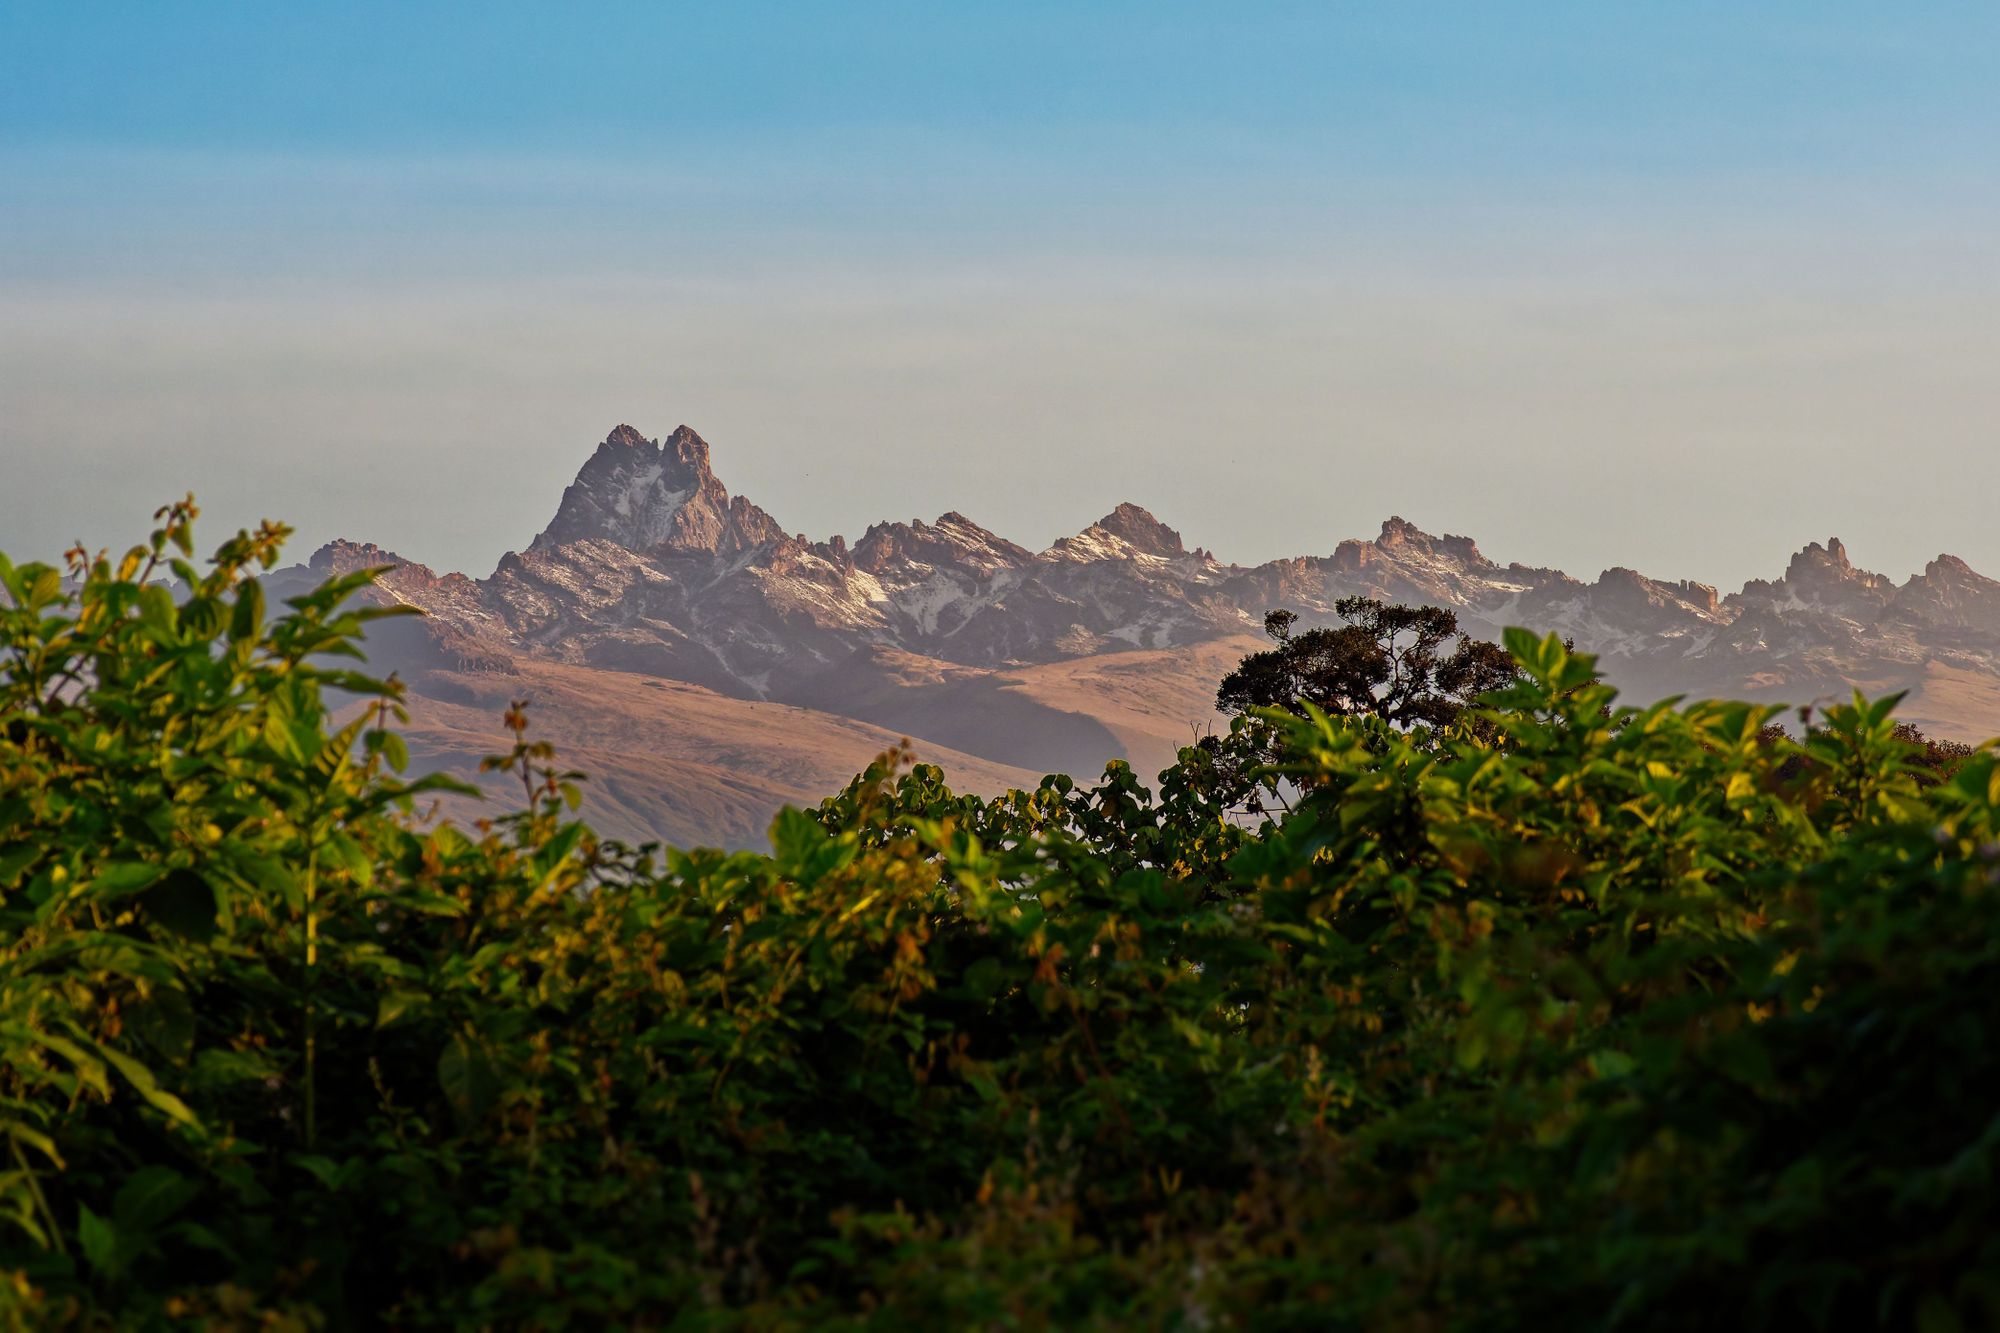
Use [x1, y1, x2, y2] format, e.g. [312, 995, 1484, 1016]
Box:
[778, 637, 1260, 792]
[988, 635, 1265, 783]
[341, 660, 1043, 849]
[1894, 663, 2000, 745]
[340, 632, 1260, 849]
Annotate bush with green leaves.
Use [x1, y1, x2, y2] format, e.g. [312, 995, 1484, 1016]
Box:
[1, 508, 1997, 1329]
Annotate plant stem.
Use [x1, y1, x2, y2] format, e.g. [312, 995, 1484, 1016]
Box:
[304, 842, 319, 1151]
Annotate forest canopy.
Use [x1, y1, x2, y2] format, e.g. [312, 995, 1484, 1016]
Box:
[1, 508, 1997, 1329]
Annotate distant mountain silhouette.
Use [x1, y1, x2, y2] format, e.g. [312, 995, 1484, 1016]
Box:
[271, 423, 2000, 846]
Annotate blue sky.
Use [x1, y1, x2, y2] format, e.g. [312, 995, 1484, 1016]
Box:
[4, 2, 1997, 584]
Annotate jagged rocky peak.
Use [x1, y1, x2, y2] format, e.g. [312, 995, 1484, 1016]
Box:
[1587, 567, 1723, 619]
[1927, 553, 1977, 577]
[1329, 517, 1491, 576]
[527, 423, 784, 559]
[657, 423, 718, 476]
[1893, 553, 2000, 630]
[1048, 502, 1187, 562]
[1911, 554, 2000, 602]
[1377, 515, 1422, 547]
[1096, 503, 1186, 558]
[303, 539, 466, 602]
[1730, 536, 1896, 612]
[309, 538, 414, 575]
[852, 512, 1030, 575]
[1783, 537, 1890, 593]
[1787, 536, 1845, 578]
[1382, 517, 1489, 567]
[1675, 580, 1722, 616]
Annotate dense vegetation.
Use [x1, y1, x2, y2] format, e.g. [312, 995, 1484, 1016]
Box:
[2, 508, 1998, 1329]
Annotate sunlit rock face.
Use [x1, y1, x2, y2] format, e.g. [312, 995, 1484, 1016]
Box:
[529, 424, 785, 558]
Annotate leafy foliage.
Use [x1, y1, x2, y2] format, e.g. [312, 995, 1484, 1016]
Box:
[1217, 601, 1520, 731]
[2, 512, 1998, 1328]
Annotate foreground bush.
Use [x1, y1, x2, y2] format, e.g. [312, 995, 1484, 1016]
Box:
[1, 509, 1997, 1329]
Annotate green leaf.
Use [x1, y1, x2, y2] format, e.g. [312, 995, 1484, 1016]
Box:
[261, 710, 308, 766]
[327, 831, 375, 888]
[28, 566, 62, 609]
[137, 584, 178, 634]
[113, 1165, 198, 1234]
[963, 957, 1006, 1000]
[1454, 1026, 1489, 1071]
[535, 823, 586, 887]
[18, 1028, 109, 1097]
[0, 843, 41, 889]
[94, 1042, 201, 1129]
[770, 806, 824, 867]
[76, 1204, 120, 1277]
[770, 806, 856, 881]
[376, 990, 429, 1030]
[1500, 626, 1546, 667]
[87, 861, 166, 899]
[438, 1035, 500, 1130]
[292, 1154, 357, 1192]
[1588, 1048, 1637, 1081]
[180, 596, 225, 639]
[173, 1221, 242, 1264]
[229, 577, 264, 643]
[128, 985, 197, 1065]
[3, 1121, 62, 1169]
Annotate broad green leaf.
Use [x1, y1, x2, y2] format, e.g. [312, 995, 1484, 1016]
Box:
[137, 584, 178, 634]
[87, 862, 166, 898]
[113, 1165, 198, 1234]
[76, 1204, 120, 1277]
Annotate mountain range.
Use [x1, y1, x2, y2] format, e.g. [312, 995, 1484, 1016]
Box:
[269, 423, 2000, 846]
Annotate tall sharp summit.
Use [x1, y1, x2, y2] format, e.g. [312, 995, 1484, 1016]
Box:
[529, 424, 786, 557]
[287, 421, 2000, 845]
[1049, 503, 1190, 562]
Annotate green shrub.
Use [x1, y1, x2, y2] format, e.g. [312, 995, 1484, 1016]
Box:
[1, 508, 1996, 1329]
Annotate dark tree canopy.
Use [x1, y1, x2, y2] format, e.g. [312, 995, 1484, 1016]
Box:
[1216, 598, 1520, 730]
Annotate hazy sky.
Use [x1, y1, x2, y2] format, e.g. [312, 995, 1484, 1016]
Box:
[4, 2, 1997, 588]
